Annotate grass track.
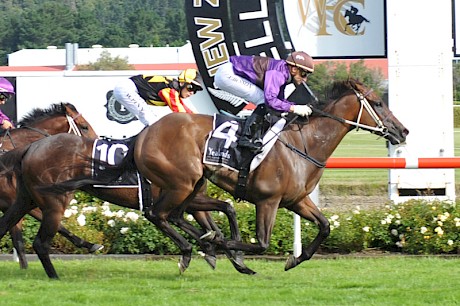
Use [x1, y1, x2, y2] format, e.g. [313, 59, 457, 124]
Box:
[0, 257, 459, 306]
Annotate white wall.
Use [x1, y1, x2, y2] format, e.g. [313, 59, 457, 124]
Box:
[387, 0, 455, 202]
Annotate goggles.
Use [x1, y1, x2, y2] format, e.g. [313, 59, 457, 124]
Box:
[186, 84, 202, 93]
[0, 93, 10, 101]
[300, 69, 312, 78]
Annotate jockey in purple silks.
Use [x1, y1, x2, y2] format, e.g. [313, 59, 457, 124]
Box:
[0, 77, 15, 130]
[214, 51, 315, 151]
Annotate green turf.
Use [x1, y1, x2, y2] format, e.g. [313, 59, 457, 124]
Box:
[0, 257, 458, 306]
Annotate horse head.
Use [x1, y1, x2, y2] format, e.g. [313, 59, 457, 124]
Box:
[321, 79, 408, 145]
[349, 79, 408, 145]
[61, 102, 98, 139]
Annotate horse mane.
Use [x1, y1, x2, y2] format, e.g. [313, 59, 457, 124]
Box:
[325, 78, 361, 102]
[306, 78, 362, 119]
[17, 102, 74, 127]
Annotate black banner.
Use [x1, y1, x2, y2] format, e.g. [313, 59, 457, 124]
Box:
[186, 0, 292, 115]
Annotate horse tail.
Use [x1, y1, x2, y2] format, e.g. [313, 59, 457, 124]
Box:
[39, 134, 139, 194]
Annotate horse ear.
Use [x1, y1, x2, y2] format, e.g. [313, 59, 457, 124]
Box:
[61, 102, 71, 115]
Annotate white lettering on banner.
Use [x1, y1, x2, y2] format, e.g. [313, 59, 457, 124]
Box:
[211, 120, 239, 149]
[237, 1, 274, 51]
[239, 0, 268, 20]
[245, 21, 274, 49]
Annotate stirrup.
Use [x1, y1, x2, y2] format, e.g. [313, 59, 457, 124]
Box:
[238, 138, 262, 152]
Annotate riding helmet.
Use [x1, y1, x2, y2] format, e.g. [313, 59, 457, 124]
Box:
[286, 51, 314, 73]
[178, 69, 204, 91]
[0, 77, 15, 95]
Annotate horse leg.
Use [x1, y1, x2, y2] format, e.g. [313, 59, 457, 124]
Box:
[284, 196, 330, 271]
[145, 190, 197, 274]
[224, 199, 280, 255]
[187, 194, 255, 275]
[169, 210, 218, 269]
[9, 219, 28, 269]
[33, 202, 66, 279]
[28, 207, 104, 253]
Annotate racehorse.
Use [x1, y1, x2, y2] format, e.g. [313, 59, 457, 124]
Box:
[0, 102, 101, 269]
[8, 79, 409, 277]
[0, 134, 251, 278]
[115, 78, 409, 272]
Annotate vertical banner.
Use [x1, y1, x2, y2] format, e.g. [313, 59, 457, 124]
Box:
[186, 0, 386, 114]
[186, 0, 290, 114]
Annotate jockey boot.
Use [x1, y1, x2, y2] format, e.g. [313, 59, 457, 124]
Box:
[238, 106, 265, 152]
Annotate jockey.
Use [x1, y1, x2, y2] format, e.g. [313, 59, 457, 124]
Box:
[113, 68, 204, 126]
[0, 77, 15, 130]
[214, 51, 315, 151]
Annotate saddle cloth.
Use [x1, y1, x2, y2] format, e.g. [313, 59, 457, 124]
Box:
[203, 114, 286, 172]
[91, 137, 138, 186]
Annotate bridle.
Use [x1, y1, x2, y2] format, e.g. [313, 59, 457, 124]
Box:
[350, 88, 388, 135]
[0, 112, 85, 149]
[66, 113, 83, 136]
[277, 86, 392, 168]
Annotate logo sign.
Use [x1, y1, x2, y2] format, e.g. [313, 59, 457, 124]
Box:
[186, 0, 386, 114]
[284, 0, 386, 58]
[104, 90, 137, 124]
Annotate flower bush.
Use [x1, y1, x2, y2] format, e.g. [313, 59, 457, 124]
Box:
[0, 192, 458, 255]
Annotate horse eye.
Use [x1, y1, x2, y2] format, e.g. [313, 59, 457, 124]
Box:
[80, 125, 89, 131]
[374, 101, 382, 107]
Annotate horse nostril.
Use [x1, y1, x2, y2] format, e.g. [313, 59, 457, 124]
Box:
[403, 129, 409, 137]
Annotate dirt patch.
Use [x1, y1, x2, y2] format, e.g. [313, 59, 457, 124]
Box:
[319, 194, 390, 211]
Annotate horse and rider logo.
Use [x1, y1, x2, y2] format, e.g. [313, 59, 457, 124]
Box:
[344, 5, 370, 34]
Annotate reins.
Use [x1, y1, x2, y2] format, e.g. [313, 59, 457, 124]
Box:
[278, 86, 389, 168]
[0, 112, 84, 149]
[310, 89, 387, 134]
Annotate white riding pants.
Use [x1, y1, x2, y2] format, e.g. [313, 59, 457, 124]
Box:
[113, 78, 172, 126]
[214, 62, 265, 105]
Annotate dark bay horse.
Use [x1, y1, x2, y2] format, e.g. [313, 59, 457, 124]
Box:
[0, 134, 250, 278]
[0, 103, 101, 268]
[123, 78, 408, 272]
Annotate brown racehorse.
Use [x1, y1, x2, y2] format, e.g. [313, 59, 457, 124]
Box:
[3, 79, 409, 277]
[129, 78, 408, 272]
[0, 134, 251, 279]
[0, 103, 101, 269]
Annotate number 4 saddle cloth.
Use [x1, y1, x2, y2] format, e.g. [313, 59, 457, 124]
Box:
[203, 114, 286, 172]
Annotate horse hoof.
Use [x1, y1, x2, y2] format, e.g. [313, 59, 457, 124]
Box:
[89, 244, 104, 253]
[284, 254, 297, 271]
[200, 230, 217, 241]
[228, 252, 256, 275]
[178, 255, 191, 274]
[204, 255, 217, 270]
